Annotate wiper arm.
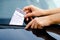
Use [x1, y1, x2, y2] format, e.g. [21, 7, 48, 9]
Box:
[0, 24, 25, 29]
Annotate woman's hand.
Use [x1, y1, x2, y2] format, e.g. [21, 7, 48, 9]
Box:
[23, 5, 46, 18]
[23, 5, 47, 22]
[25, 17, 53, 29]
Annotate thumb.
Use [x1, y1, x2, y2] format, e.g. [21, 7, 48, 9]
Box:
[24, 13, 33, 18]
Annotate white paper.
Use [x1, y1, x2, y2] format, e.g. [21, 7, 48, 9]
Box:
[9, 8, 25, 25]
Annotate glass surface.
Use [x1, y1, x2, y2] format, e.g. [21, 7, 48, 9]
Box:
[0, 0, 60, 40]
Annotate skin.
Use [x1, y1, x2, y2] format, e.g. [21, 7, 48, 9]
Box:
[23, 5, 60, 17]
[23, 5, 60, 29]
[25, 13, 60, 29]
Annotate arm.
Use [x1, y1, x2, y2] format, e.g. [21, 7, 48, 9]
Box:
[44, 8, 60, 16]
[23, 5, 60, 17]
[47, 13, 60, 24]
[25, 13, 60, 29]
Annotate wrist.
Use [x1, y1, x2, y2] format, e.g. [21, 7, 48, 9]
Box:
[44, 10, 51, 15]
[40, 10, 50, 16]
[39, 16, 54, 27]
[44, 10, 55, 15]
[46, 16, 57, 25]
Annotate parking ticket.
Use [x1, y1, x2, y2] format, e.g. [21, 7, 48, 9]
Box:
[9, 8, 25, 25]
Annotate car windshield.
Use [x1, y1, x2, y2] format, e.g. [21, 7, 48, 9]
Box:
[0, 0, 60, 40]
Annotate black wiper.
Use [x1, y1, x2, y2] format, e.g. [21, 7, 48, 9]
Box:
[0, 24, 60, 29]
[0, 24, 26, 29]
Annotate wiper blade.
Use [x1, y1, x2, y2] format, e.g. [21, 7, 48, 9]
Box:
[0, 24, 60, 29]
[0, 24, 25, 29]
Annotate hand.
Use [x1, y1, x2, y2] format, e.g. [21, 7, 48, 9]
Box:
[25, 17, 53, 30]
[23, 5, 46, 18]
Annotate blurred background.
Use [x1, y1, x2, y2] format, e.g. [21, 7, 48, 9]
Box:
[0, 0, 60, 40]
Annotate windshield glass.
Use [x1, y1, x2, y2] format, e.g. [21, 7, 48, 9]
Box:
[0, 0, 60, 40]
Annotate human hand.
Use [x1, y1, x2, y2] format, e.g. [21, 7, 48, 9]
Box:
[25, 17, 53, 30]
[23, 5, 47, 22]
[23, 5, 46, 18]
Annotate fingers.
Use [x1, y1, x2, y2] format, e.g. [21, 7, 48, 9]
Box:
[23, 5, 36, 18]
[31, 20, 38, 29]
[23, 5, 34, 11]
[25, 20, 33, 29]
[34, 21, 38, 29]
[31, 20, 34, 29]
[37, 24, 43, 29]
[31, 21, 42, 29]
[23, 6, 30, 12]
[24, 13, 33, 18]
[25, 19, 43, 30]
